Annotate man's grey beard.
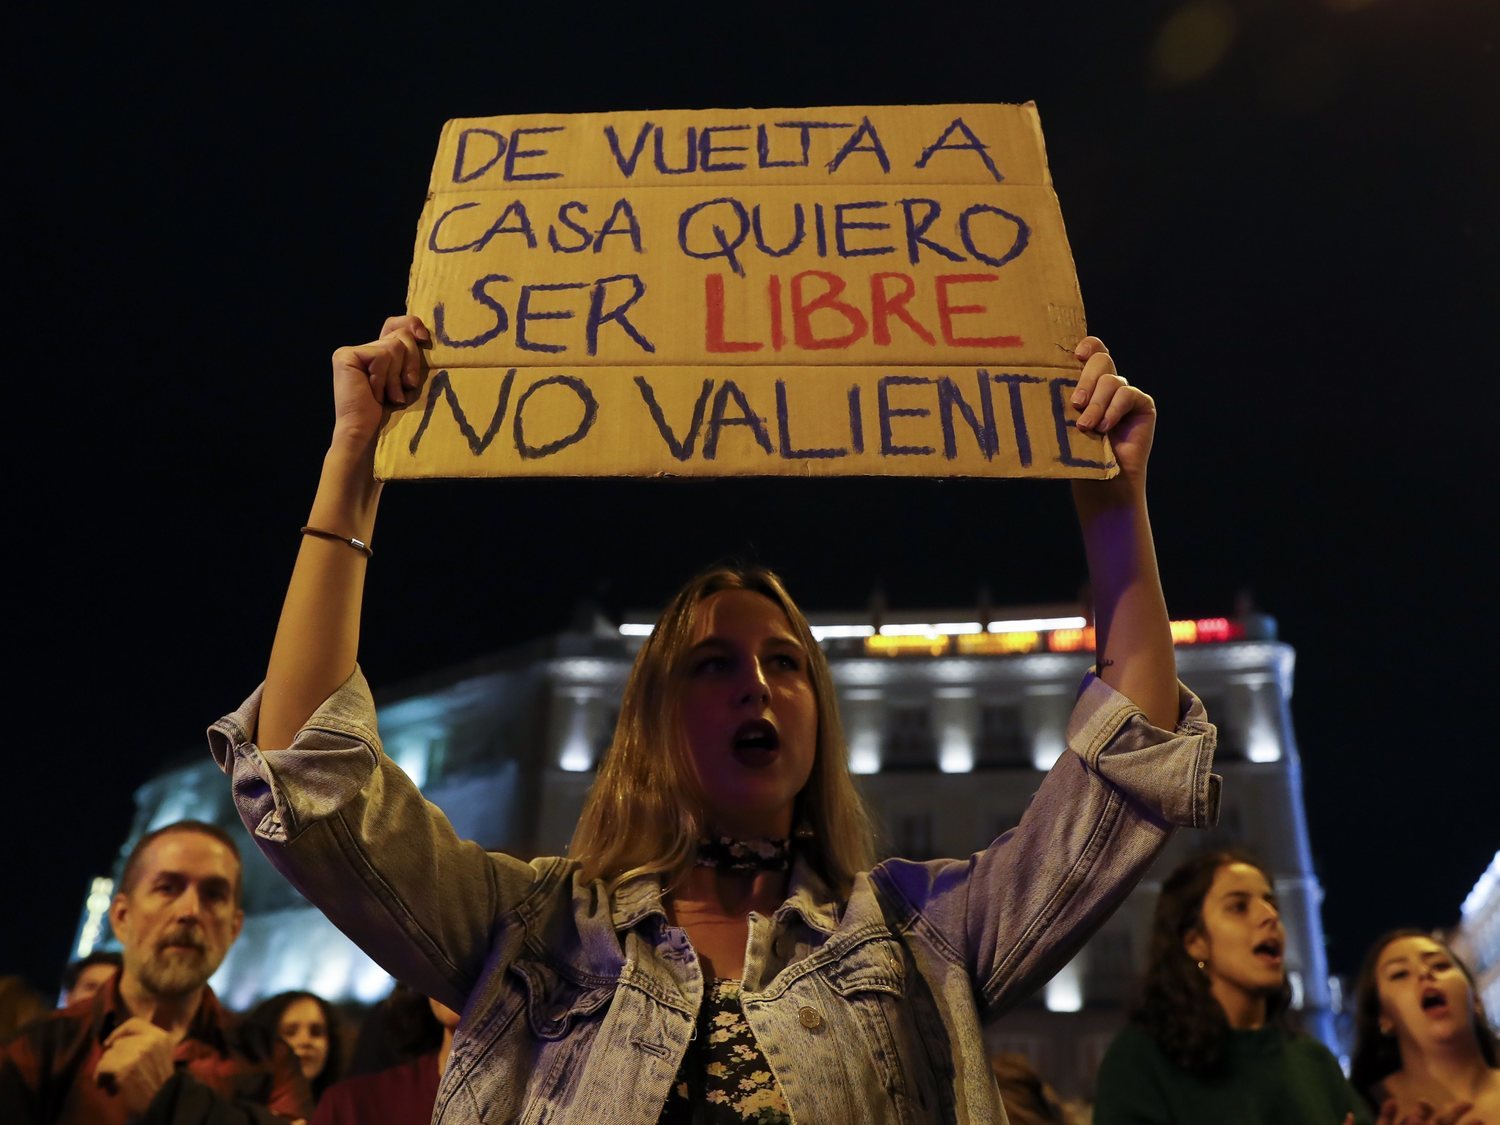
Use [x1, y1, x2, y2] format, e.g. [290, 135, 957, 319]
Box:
[138, 946, 213, 997]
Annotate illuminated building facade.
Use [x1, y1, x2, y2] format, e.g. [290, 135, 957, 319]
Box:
[1450, 852, 1500, 1032]
[75, 602, 1334, 1096]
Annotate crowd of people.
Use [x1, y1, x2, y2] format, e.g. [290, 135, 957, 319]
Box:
[0, 825, 1491, 1123]
[2, 316, 1495, 1122]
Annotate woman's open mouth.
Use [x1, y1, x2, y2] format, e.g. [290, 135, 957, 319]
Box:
[1420, 987, 1451, 1017]
[1253, 937, 1283, 967]
[731, 720, 780, 767]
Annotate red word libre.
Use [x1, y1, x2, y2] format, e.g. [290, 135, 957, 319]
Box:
[704, 270, 1023, 353]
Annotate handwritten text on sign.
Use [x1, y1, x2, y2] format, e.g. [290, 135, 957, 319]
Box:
[376, 104, 1109, 480]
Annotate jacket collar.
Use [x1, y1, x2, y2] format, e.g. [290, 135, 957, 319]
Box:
[609, 870, 669, 931]
[774, 853, 841, 935]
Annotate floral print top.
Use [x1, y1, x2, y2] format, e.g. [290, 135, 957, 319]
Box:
[659, 978, 793, 1124]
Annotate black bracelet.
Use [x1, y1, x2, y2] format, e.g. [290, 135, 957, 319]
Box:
[300, 525, 372, 558]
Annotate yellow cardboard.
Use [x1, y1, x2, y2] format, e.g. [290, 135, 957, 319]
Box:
[377, 103, 1111, 480]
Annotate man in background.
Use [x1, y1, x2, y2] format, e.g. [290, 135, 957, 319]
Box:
[1, 820, 310, 1123]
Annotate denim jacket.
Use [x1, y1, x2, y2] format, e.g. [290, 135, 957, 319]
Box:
[210, 669, 1217, 1124]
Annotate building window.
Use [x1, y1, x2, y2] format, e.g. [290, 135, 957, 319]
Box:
[595, 708, 619, 767]
[1084, 929, 1134, 1004]
[1201, 804, 1245, 852]
[885, 704, 935, 770]
[451, 719, 503, 773]
[977, 703, 1029, 768]
[892, 813, 934, 859]
[1198, 693, 1242, 758]
[426, 735, 449, 780]
[989, 1034, 1045, 1070]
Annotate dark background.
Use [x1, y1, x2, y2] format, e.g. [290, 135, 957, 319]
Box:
[9, 2, 1494, 993]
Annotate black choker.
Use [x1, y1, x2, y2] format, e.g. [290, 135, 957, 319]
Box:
[695, 836, 792, 873]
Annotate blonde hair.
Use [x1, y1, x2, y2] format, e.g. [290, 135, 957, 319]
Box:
[569, 565, 875, 897]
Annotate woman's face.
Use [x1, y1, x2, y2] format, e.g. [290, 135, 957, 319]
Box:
[1375, 935, 1476, 1050]
[1185, 862, 1286, 1017]
[675, 589, 818, 839]
[277, 996, 330, 1081]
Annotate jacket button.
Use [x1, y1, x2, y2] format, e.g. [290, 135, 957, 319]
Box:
[798, 1005, 822, 1029]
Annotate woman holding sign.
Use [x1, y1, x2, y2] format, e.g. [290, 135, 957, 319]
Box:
[211, 314, 1217, 1123]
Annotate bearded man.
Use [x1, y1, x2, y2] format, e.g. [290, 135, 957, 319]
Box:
[1, 820, 311, 1123]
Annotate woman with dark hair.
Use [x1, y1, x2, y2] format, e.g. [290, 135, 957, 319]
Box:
[1350, 930, 1498, 1122]
[211, 314, 1221, 1122]
[250, 990, 343, 1104]
[1094, 849, 1370, 1124]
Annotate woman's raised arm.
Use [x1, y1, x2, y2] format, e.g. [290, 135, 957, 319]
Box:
[1068, 335, 1178, 730]
[259, 315, 429, 750]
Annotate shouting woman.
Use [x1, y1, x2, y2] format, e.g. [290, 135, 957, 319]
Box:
[212, 315, 1219, 1122]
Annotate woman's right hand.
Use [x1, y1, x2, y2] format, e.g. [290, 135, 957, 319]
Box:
[1376, 1098, 1476, 1124]
[330, 314, 430, 450]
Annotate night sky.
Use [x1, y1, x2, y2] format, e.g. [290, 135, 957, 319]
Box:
[10, 3, 1493, 994]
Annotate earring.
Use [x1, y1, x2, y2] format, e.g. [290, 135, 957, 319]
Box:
[1378, 1021, 1393, 1036]
[1196, 960, 1207, 973]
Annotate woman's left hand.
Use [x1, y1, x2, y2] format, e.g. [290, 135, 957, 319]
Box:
[1070, 336, 1156, 489]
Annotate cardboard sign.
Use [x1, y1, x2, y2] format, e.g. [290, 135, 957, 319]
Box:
[376, 104, 1112, 480]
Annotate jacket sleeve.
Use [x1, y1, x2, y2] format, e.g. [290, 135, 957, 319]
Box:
[871, 672, 1218, 1018]
[207, 667, 544, 1011]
